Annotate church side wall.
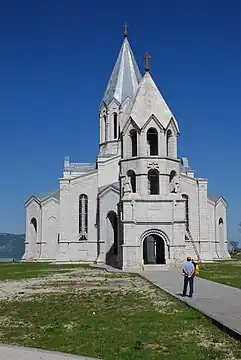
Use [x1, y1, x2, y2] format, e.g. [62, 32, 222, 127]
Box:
[99, 189, 119, 263]
[215, 201, 230, 259]
[23, 200, 42, 260]
[97, 155, 120, 188]
[58, 172, 98, 262]
[207, 200, 219, 258]
[40, 199, 59, 260]
[179, 176, 199, 249]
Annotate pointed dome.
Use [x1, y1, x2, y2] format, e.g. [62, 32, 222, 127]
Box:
[129, 72, 179, 131]
[101, 38, 142, 107]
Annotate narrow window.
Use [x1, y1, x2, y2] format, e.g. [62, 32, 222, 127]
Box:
[30, 217, 37, 232]
[148, 169, 159, 195]
[147, 128, 158, 155]
[130, 129, 137, 157]
[169, 170, 176, 183]
[219, 218, 223, 225]
[182, 194, 189, 231]
[104, 115, 107, 142]
[79, 194, 88, 240]
[113, 113, 118, 139]
[127, 170, 136, 193]
[166, 129, 172, 156]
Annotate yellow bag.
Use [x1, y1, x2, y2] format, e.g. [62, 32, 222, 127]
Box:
[195, 264, 200, 275]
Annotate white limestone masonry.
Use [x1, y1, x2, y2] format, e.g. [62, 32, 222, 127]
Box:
[23, 31, 230, 268]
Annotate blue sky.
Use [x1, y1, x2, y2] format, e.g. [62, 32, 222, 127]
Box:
[0, 0, 240, 243]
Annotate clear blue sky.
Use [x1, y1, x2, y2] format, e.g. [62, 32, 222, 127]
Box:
[0, 0, 240, 243]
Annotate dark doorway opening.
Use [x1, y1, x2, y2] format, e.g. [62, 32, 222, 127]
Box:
[143, 234, 165, 264]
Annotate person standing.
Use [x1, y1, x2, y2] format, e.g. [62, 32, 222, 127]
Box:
[182, 256, 195, 298]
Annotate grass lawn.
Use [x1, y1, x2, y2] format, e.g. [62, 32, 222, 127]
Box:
[0, 262, 89, 281]
[0, 265, 241, 359]
[199, 255, 241, 289]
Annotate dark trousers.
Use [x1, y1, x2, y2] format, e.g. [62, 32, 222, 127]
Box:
[182, 276, 194, 296]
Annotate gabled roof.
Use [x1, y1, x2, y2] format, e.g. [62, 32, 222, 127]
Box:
[208, 195, 228, 206]
[36, 190, 60, 202]
[25, 190, 60, 205]
[101, 37, 142, 107]
[98, 181, 120, 195]
[129, 72, 179, 131]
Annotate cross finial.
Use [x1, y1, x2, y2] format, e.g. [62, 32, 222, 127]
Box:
[123, 22, 128, 37]
[144, 52, 152, 72]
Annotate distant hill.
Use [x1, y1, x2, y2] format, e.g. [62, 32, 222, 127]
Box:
[0, 233, 25, 260]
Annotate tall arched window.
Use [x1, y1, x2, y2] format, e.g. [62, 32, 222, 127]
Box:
[169, 170, 176, 183]
[148, 169, 159, 195]
[79, 194, 88, 240]
[127, 170, 136, 193]
[147, 128, 158, 155]
[182, 194, 189, 231]
[130, 129, 137, 157]
[104, 115, 107, 142]
[166, 129, 172, 157]
[113, 113, 118, 139]
[31, 217, 37, 232]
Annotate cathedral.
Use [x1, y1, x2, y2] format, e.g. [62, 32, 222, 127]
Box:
[23, 26, 230, 269]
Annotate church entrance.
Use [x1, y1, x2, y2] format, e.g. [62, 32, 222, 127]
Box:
[143, 234, 165, 264]
[106, 211, 118, 267]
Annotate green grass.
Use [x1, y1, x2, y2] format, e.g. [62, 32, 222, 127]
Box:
[0, 262, 89, 281]
[199, 258, 241, 289]
[0, 267, 241, 359]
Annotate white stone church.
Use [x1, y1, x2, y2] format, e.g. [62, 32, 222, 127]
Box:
[23, 27, 230, 269]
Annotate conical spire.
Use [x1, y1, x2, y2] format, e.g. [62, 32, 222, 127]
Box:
[101, 34, 142, 107]
[130, 71, 179, 131]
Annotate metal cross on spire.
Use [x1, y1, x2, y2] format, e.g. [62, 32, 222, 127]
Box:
[144, 52, 152, 72]
[123, 22, 128, 37]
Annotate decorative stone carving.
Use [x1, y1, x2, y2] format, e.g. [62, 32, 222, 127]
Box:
[147, 161, 159, 169]
[170, 175, 180, 193]
[123, 175, 132, 194]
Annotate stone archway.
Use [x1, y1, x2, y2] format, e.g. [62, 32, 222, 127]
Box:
[106, 211, 118, 266]
[143, 234, 166, 264]
[140, 229, 169, 266]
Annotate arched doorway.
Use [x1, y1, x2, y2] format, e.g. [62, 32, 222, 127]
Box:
[106, 211, 118, 266]
[143, 234, 165, 264]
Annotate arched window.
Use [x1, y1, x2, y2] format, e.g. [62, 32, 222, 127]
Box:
[169, 170, 176, 183]
[182, 194, 189, 231]
[113, 113, 118, 139]
[130, 129, 137, 157]
[148, 169, 159, 195]
[219, 218, 223, 225]
[127, 170, 136, 193]
[79, 194, 88, 240]
[104, 115, 107, 142]
[166, 129, 172, 157]
[30, 217, 37, 232]
[147, 128, 158, 155]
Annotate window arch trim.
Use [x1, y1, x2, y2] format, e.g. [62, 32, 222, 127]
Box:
[79, 194, 88, 240]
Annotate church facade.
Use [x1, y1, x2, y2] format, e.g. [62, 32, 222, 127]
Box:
[23, 29, 230, 269]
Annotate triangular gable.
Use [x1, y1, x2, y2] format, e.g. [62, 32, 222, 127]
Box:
[129, 72, 179, 130]
[142, 114, 165, 131]
[98, 183, 120, 198]
[122, 116, 141, 136]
